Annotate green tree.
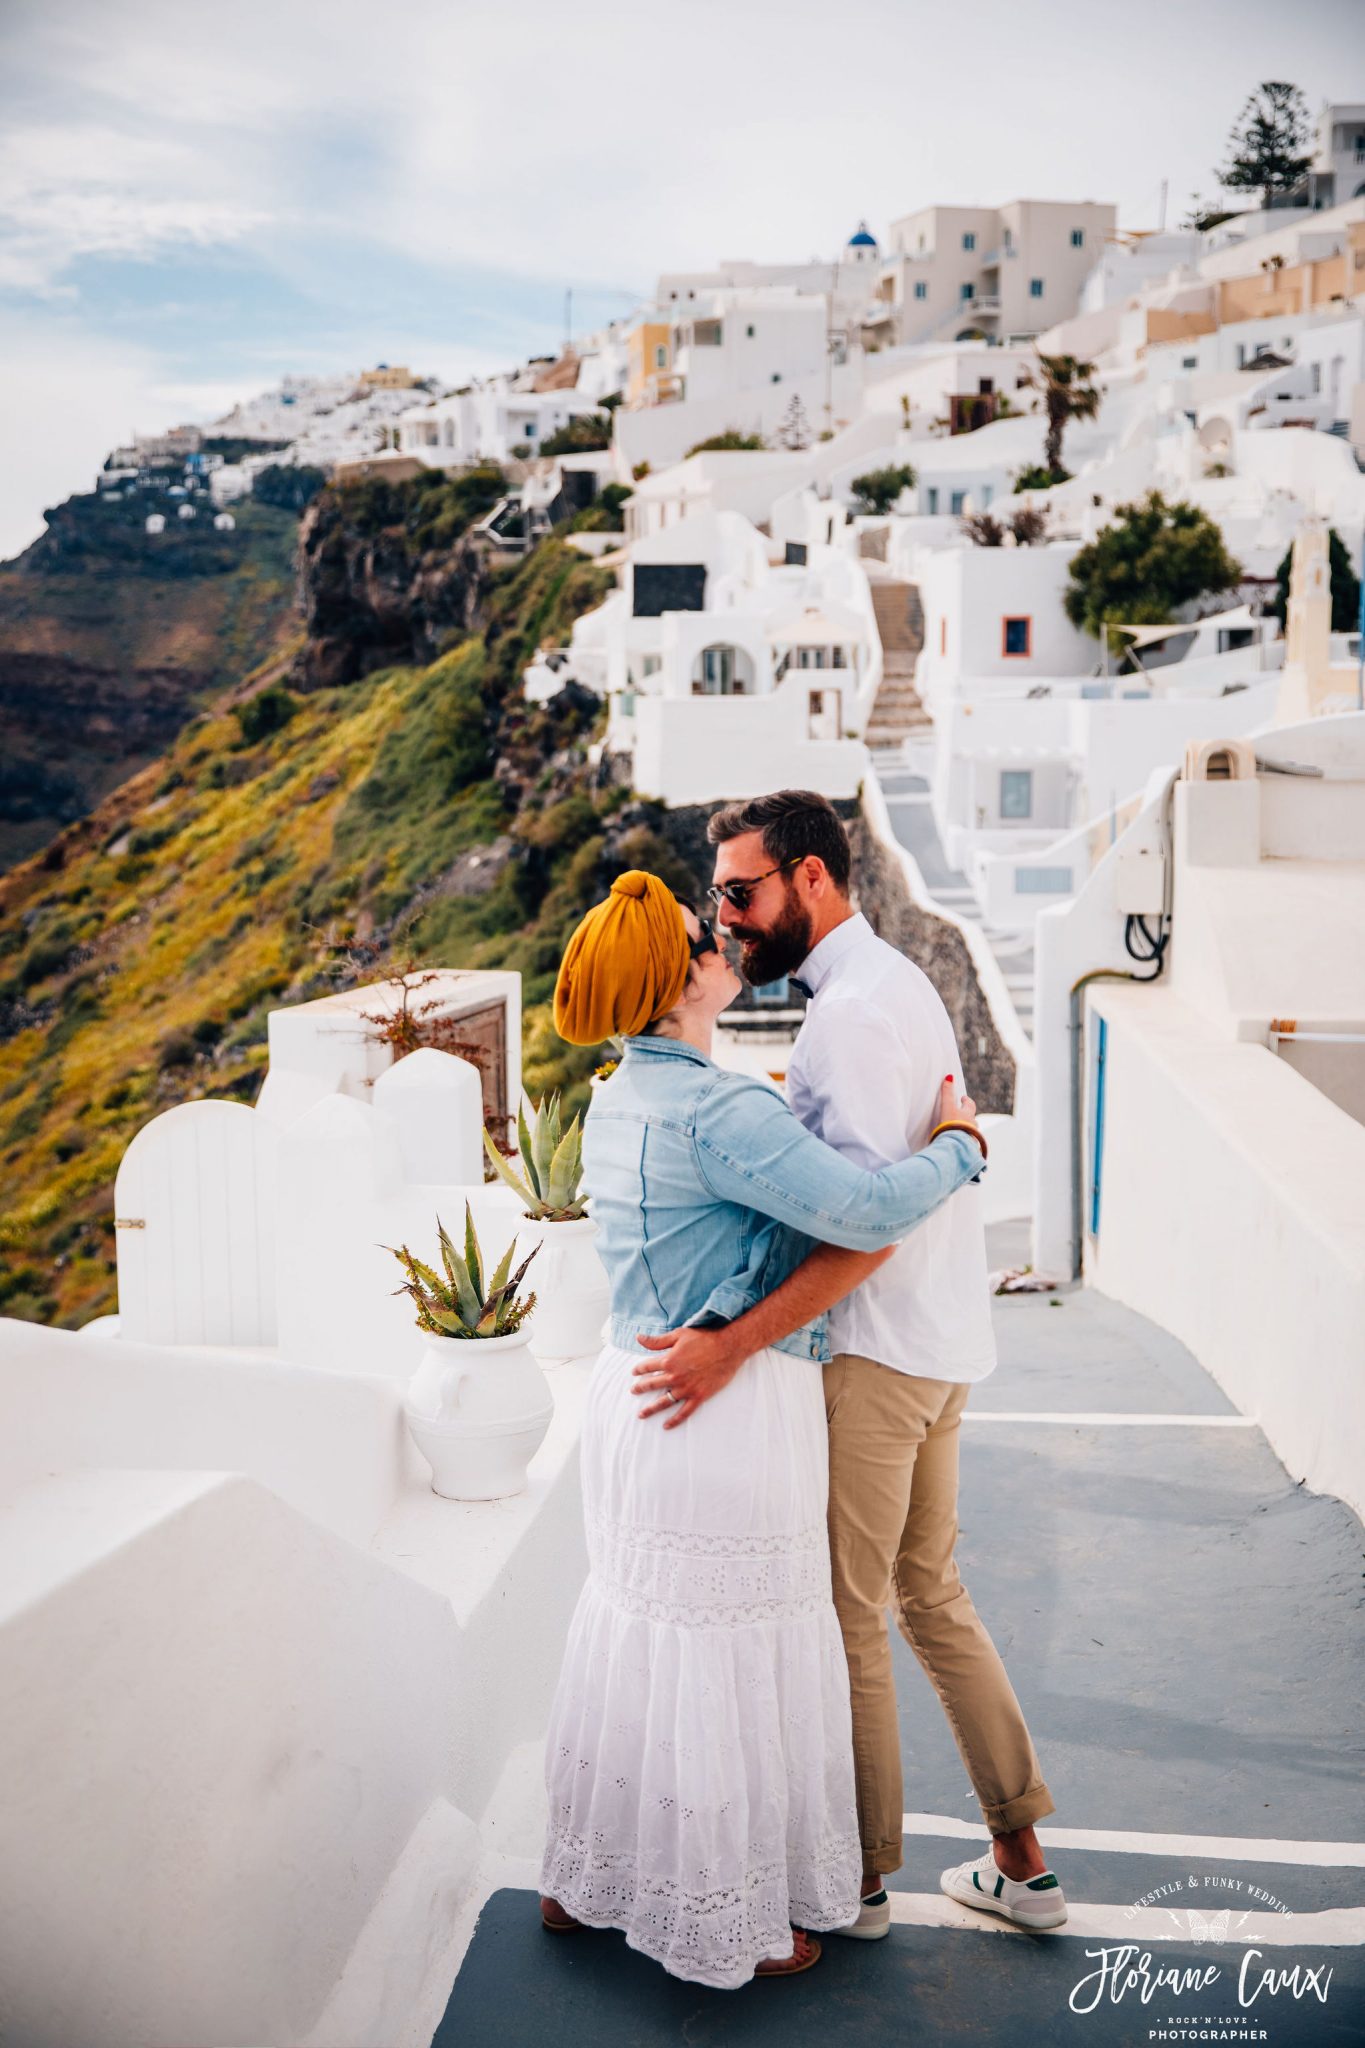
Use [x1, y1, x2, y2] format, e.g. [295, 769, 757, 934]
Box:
[1063, 492, 1243, 648]
[849, 463, 918, 516]
[233, 686, 298, 747]
[252, 464, 327, 513]
[539, 414, 614, 457]
[1219, 82, 1313, 209]
[685, 430, 767, 455]
[1020, 351, 1100, 478]
[1271, 528, 1361, 633]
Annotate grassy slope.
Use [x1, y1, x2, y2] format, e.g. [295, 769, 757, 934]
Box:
[0, 535, 623, 1328]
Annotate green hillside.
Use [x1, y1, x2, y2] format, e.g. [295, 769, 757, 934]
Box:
[0, 524, 689, 1330]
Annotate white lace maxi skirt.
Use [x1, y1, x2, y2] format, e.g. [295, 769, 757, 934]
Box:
[539, 1340, 862, 1989]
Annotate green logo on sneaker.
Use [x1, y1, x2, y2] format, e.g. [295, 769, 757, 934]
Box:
[1027, 1874, 1060, 1890]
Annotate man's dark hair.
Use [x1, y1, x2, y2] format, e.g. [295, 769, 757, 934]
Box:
[706, 788, 852, 893]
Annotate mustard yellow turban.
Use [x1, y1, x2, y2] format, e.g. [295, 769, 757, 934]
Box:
[554, 870, 691, 1045]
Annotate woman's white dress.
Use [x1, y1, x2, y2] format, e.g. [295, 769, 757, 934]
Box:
[539, 1339, 862, 1989]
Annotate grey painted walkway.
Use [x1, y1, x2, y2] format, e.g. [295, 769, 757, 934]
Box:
[878, 761, 1037, 1038]
[432, 1239, 1365, 2045]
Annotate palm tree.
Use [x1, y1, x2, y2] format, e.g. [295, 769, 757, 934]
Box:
[1021, 351, 1101, 479]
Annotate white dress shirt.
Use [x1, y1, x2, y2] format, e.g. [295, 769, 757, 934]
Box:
[784, 911, 997, 1382]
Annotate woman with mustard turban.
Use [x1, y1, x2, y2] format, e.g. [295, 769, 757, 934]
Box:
[539, 870, 986, 1986]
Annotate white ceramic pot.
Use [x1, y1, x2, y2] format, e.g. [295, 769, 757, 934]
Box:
[519, 1215, 611, 1362]
[403, 1329, 554, 1501]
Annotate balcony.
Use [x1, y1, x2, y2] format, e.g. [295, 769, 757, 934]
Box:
[640, 370, 685, 407]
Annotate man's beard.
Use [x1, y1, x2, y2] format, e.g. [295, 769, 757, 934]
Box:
[730, 888, 815, 988]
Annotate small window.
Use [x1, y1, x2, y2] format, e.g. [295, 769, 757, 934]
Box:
[693, 319, 723, 346]
[963, 232, 976, 251]
[745, 323, 755, 337]
[771, 371, 781, 382]
[654, 344, 667, 369]
[1029, 278, 1044, 299]
[1015, 865, 1072, 894]
[1070, 228, 1085, 248]
[1182, 355, 1197, 369]
[1003, 229, 1014, 254]
[961, 282, 975, 302]
[1235, 343, 1246, 367]
[914, 280, 928, 300]
[525, 421, 537, 438]
[1002, 616, 1031, 657]
[1311, 362, 1321, 393]
[1000, 769, 1033, 819]
[927, 487, 939, 516]
[950, 490, 966, 515]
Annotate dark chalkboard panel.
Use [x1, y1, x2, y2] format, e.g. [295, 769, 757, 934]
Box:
[632, 564, 706, 616]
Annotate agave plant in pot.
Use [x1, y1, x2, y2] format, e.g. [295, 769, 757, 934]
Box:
[387, 1205, 553, 1501]
[482, 1092, 610, 1362]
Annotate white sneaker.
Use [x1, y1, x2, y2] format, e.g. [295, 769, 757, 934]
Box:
[939, 1849, 1068, 1930]
[830, 1886, 892, 1941]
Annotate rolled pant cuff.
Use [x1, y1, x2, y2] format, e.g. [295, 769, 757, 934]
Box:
[983, 1783, 1056, 1836]
[863, 1840, 905, 1876]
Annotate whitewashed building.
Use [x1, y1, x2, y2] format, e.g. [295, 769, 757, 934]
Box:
[531, 507, 880, 805]
[398, 387, 604, 469]
[865, 199, 1117, 350]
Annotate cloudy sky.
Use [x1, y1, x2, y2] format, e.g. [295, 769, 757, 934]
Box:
[0, 0, 1353, 557]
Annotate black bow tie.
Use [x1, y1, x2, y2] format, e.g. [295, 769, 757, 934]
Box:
[789, 976, 812, 1000]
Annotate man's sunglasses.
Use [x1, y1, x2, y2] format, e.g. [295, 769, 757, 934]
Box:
[706, 855, 803, 913]
[687, 916, 719, 960]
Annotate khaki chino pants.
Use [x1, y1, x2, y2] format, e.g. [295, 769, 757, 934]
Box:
[823, 1351, 1054, 1876]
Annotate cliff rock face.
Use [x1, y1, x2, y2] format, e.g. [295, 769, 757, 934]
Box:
[0, 498, 299, 871]
[291, 470, 505, 691]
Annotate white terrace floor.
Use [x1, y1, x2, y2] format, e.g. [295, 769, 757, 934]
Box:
[423, 1223, 1365, 2048]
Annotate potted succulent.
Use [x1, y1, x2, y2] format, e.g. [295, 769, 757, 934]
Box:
[482, 1092, 610, 1362]
[387, 1205, 552, 1501]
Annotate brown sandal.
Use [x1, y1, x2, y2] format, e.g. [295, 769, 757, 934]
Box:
[754, 1928, 822, 1976]
[540, 1895, 584, 1933]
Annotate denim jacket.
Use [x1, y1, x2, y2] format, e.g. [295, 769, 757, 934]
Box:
[583, 1034, 984, 1364]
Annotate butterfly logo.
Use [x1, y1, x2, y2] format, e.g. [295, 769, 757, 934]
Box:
[1166, 1908, 1250, 1943]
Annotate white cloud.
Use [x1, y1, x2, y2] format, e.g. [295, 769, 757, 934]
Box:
[0, 0, 1355, 555]
[0, 319, 161, 558]
[3, 0, 1356, 306]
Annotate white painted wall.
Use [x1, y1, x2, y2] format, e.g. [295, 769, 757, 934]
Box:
[1031, 713, 1365, 1519]
[1086, 984, 1365, 1522]
[0, 1312, 594, 2048]
[629, 684, 869, 806]
[614, 359, 866, 475]
[0, 1465, 475, 2048]
[913, 542, 1092, 709]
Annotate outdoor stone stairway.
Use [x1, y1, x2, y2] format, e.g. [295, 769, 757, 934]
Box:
[876, 760, 1035, 1041]
[867, 576, 930, 748]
